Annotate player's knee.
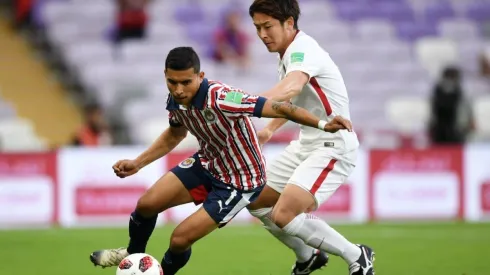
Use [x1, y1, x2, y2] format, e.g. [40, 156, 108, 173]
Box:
[271, 205, 297, 228]
[170, 231, 194, 251]
[135, 194, 160, 218]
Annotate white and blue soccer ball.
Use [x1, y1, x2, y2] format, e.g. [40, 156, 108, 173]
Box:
[116, 253, 163, 275]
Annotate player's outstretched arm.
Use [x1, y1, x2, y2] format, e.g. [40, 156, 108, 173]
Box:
[260, 100, 352, 133]
[113, 126, 188, 178]
[260, 71, 309, 102]
[134, 126, 188, 169]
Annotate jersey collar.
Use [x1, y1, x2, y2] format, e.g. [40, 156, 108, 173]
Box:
[166, 78, 209, 110]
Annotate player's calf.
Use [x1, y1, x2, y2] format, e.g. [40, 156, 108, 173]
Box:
[161, 248, 192, 275]
[249, 207, 318, 264]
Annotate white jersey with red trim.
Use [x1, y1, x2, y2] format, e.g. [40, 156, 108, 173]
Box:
[279, 31, 359, 152]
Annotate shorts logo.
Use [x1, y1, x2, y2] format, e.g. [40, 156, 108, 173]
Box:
[203, 109, 217, 123]
[179, 158, 195, 168]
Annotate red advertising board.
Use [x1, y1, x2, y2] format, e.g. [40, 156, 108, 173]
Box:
[0, 152, 57, 226]
[369, 147, 464, 220]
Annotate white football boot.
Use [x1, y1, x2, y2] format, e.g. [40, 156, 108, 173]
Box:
[89, 247, 129, 268]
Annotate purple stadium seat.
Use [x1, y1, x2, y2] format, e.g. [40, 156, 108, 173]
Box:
[397, 22, 438, 41]
[186, 23, 215, 54]
[424, 2, 456, 24]
[466, 2, 490, 22]
[174, 5, 205, 24]
[334, 3, 368, 21]
[375, 3, 415, 23]
[439, 19, 479, 40]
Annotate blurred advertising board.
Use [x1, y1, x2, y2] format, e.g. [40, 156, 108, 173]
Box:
[464, 145, 490, 222]
[0, 152, 57, 227]
[57, 147, 167, 227]
[1, 145, 490, 228]
[369, 148, 464, 221]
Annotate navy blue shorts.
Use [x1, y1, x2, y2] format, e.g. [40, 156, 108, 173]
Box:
[170, 154, 264, 227]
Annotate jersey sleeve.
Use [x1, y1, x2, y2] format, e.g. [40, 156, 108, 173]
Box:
[283, 39, 322, 78]
[168, 112, 183, 127]
[215, 89, 267, 118]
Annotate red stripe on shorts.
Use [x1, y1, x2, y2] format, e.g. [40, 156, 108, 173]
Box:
[310, 159, 338, 195]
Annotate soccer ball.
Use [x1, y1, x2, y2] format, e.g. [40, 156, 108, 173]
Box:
[116, 253, 163, 275]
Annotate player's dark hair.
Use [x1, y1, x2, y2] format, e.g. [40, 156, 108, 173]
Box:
[249, 0, 300, 29]
[165, 47, 200, 73]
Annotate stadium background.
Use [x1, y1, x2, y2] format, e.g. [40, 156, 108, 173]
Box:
[1, 0, 490, 274]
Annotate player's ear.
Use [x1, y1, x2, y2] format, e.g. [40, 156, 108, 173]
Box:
[198, 71, 205, 81]
[286, 16, 294, 30]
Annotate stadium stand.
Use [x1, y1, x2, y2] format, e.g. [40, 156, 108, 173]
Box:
[0, 15, 82, 151]
[1, 0, 489, 150]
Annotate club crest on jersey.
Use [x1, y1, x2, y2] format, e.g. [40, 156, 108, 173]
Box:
[179, 158, 195, 168]
[203, 109, 217, 123]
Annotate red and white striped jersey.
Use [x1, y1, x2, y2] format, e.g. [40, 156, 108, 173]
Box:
[166, 78, 267, 191]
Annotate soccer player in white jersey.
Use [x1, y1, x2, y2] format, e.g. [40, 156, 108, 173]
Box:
[88, 47, 352, 275]
[246, 1, 376, 275]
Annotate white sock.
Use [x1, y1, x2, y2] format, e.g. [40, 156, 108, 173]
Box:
[283, 213, 361, 265]
[249, 208, 315, 263]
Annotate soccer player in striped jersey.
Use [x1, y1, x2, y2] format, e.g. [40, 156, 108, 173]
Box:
[246, 1, 376, 275]
[89, 46, 353, 275]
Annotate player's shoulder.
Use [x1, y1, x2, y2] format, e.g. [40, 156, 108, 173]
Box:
[208, 79, 243, 94]
[206, 79, 240, 107]
[284, 31, 325, 63]
[288, 31, 321, 52]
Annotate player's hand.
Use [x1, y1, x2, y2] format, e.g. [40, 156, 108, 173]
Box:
[112, 159, 140, 178]
[323, 116, 353, 133]
[257, 128, 273, 147]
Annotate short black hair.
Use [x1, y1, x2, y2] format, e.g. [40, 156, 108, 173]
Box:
[249, 0, 300, 29]
[165, 47, 200, 73]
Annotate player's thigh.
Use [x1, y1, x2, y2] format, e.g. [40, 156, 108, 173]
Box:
[288, 149, 356, 210]
[265, 143, 302, 195]
[247, 184, 281, 210]
[137, 172, 193, 215]
[137, 156, 212, 214]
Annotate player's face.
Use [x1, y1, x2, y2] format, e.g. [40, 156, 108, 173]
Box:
[252, 13, 294, 53]
[165, 68, 205, 106]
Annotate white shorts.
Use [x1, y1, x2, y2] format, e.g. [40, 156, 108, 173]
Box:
[266, 141, 357, 209]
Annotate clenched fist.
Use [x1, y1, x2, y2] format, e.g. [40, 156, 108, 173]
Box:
[112, 159, 140, 178]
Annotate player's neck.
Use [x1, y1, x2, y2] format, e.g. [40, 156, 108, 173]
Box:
[279, 29, 300, 58]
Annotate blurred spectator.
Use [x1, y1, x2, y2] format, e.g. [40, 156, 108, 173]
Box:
[12, 0, 34, 29]
[429, 66, 474, 144]
[480, 46, 490, 78]
[114, 0, 150, 43]
[71, 104, 113, 147]
[211, 9, 250, 68]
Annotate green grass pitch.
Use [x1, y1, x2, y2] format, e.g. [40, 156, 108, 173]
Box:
[1, 223, 489, 275]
